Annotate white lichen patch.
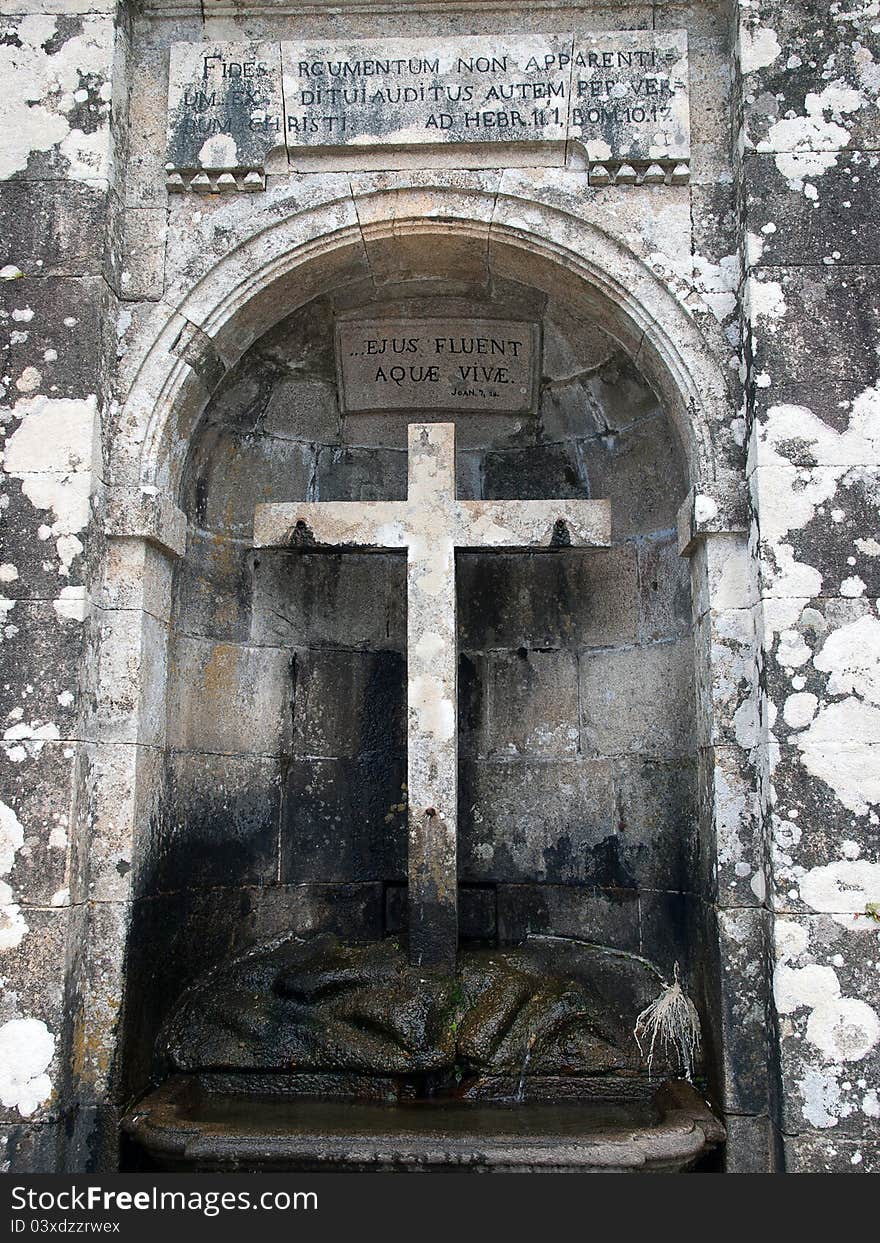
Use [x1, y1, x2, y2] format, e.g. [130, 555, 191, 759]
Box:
[799, 860, 880, 928]
[813, 615, 880, 702]
[0, 1017, 55, 1117]
[0, 15, 111, 181]
[745, 275, 787, 327]
[740, 23, 782, 74]
[647, 250, 740, 323]
[0, 800, 27, 952]
[797, 697, 880, 815]
[3, 395, 100, 576]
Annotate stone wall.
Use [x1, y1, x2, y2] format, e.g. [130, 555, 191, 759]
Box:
[736, 0, 880, 1173]
[0, 0, 120, 1171]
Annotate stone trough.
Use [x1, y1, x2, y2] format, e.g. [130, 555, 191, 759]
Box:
[121, 933, 724, 1172]
[123, 1077, 723, 1173]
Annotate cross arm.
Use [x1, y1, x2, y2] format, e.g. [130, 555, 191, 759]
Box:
[456, 499, 611, 550]
[253, 501, 408, 550]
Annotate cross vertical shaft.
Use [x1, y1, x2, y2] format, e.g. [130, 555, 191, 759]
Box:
[405, 425, 458, 971]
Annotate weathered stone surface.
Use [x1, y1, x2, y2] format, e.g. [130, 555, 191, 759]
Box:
[459, 758, 614, 884]
[458, 546, 639, 649]
[282, 755, 407, 883]
[166, 636, 292, 757]
[158, 751, 282, 890]
[496, 884, 640, 952]
[292, 647, 405, 758]
[579, 638, 695, 759]
[252, 549, 406, 649]
[337, 318, 539, 414]
[485, 649, 579, 758]
[166, 41, 285, 183]
[743, 153, 880, 268]
[0, 182, 106, 278]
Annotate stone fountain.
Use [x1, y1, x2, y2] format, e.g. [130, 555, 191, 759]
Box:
[123, 424, 723, 1172]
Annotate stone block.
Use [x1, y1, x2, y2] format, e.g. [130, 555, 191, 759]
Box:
[458, 758, 614, 884]
[749, 267, 880, 389]
[754, 465, 880, 603]
[230, 882, 385, 948]
[166, 41, 285, 178]
[485, 649, 579, 758]
[612, 756, 698, 893]
[101, 539, 175, 624]
[775, 913, 880, 1140]
[0, 473, 90, 601]
[482, 441, 588, 500]
[637, 531, 692, 641]
[699, 744, 763, 909]
[314, 445, 408, 502]
[722, 1114, 779, 1173]
[579, 638, 696, 759]
[0, 600, 84, 741]
[282, 756, 406, 883]
[156, 751, 281, 891]
[0, 181, 106, 278]
[457, 545, 638, 650]
[715, 907, 776, 1117]
[0, 907, 69, 1125]
[0, 277, 104, 400]
[1, 739, 74, 906]
[70, 741, 163, 905]
[784, 1135, 880, 1173]
[182, 423, 315, 539]
[385, 884, 497, 943]
[693, 607, 757, 749]
[637, 890, 691, 983]
[689, 532, 755, 621]
[92, 608, 167, 748]
[581, 412, 687, 537]
[111, 208, 166, 301]
[495, 883, 640, 952]
[744, 153, 880, 267]
[166, 635, 292, 757]
[1, 1122, 62, 1174]
[292, 647, 405, 759]
[262, 376, 340, 443]
[252, 549, 406, 650]
[739, 0, 880, 153]
[172, 532, 253, 643]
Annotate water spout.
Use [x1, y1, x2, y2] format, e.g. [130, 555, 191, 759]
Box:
[515, 1032, 537, 1103]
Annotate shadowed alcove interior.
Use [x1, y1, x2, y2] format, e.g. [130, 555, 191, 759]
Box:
[120, 268, 703, 1105]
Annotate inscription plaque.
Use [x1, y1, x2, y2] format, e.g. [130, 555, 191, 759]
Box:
[283, 35, 571, 155]
[166, 40, 285, 191]
[166, 32, 690, 190]
[336, 319, 540, 415]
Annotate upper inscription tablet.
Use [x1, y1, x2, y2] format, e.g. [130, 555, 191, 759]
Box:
[166, 32, 690, 190]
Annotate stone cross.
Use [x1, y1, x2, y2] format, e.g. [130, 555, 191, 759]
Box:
[254, 423, 610, 971]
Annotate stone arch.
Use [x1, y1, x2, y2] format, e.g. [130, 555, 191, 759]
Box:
[113, 186, 734, 503]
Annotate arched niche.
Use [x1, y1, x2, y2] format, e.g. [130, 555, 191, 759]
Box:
[94, 196, 755, 1138]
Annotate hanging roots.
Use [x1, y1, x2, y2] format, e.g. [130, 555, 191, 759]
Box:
[633, 963, 702, 1082]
